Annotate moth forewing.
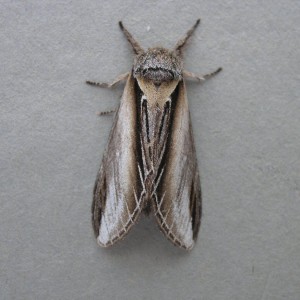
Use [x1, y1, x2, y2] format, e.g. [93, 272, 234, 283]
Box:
[89, 19, 221, 250]
[152, 80, 201, 250]
[92, 74, 142, 247]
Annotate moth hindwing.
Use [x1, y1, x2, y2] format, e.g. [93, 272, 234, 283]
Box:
[88, 19, 222, 250]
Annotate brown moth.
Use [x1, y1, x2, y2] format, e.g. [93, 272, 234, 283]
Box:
[87, 19, 221, 250]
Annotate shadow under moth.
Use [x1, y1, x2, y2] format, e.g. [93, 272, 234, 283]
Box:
[87, 19, 222, 250]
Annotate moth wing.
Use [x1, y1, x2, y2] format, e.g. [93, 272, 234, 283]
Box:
[155, 81, 201, 250]
[92, 74, 143, 247]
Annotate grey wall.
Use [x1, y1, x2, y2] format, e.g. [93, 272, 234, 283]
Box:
[1, 1, 300, 299]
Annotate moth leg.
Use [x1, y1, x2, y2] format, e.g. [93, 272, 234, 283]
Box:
[97, 109, 116, 116]
[174, 19, 200, 55]
[183, 67, 222, 82]
[119, 21, 144, 55]
[86, 72, 129, 88]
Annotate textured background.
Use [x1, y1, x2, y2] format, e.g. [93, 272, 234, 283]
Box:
[1, 1, 300, 299]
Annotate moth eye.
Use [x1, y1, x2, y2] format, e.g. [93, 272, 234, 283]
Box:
[168, 70, 175, 79]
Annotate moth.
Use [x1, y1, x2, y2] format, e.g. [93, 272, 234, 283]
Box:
[87, 19, 221, 250]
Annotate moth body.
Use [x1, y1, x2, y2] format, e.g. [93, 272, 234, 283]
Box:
[88, 20, 222, 250]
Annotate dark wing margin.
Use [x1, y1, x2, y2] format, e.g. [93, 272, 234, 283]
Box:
[154, 81, 201, 250]
[92, 74, 143, 247]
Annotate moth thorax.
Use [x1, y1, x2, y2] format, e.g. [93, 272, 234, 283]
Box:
[136, 77, 179, 109]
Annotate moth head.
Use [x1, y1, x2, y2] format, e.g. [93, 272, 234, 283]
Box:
[133, 48, 183, 85]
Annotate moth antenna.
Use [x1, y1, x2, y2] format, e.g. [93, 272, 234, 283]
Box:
[174, 19, 201, 56]
[119, 21, 144, 55]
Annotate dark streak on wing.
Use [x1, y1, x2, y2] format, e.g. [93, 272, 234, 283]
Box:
[135, 80, 146, 180]
[142, 100, 151, 143]
[158, 101, 170, 140]
[154, 86, 179, 186]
